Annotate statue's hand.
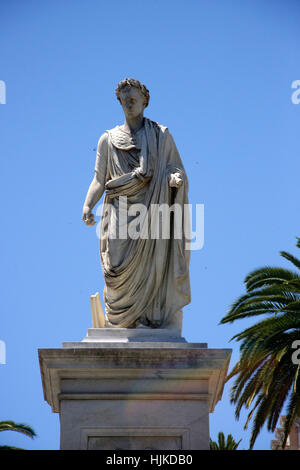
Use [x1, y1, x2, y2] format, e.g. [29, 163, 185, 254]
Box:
[133, 167, 152, 182]
[82, 206, 96, 226]
[169, 172, 183, 188]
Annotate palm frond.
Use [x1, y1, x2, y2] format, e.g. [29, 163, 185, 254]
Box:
[210, 432, 242, 450]
[221, 238, 300, 449]
[0, 445, 25, 450]
[280, 251, 300, 270]
[245, 267, 300, 292]
[0, 421, 36, 439]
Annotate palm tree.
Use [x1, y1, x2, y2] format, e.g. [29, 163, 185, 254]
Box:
[0, 420, 36, 450]
[210, 432, 242, 450]
[220, 237, 300, 449]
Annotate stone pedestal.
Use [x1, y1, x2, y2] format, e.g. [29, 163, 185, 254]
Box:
[38, 329, 231, 450]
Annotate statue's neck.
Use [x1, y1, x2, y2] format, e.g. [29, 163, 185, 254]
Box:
[123, 115, 144, 134]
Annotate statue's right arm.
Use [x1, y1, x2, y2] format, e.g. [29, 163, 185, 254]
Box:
[82, 133, 108, 226]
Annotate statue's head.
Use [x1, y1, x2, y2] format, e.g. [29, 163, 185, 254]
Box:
[116, 78, 150, 120]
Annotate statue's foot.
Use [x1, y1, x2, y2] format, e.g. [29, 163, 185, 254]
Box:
[136, 322, 152, 329]
[136, 320, 163, 329]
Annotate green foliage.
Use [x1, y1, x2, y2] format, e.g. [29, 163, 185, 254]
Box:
[0, 420, 36, 450]
[220, 238, 300, 449]
[0, 445, 25, 450]
[210, 432, 242, 450]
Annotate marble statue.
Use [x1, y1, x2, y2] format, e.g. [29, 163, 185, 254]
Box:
[82, 78, 190, 329]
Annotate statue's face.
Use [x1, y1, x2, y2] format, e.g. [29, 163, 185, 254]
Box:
[119, 86, 146, 119]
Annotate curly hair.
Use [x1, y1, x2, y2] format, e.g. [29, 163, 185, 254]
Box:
[115, 78, 150, 108]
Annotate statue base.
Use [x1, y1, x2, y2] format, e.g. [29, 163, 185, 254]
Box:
[39, 329, 231, 450]
[63, 327, 194, 346]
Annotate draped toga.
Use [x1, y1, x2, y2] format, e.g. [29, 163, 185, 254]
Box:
[94, 117, 191, 328]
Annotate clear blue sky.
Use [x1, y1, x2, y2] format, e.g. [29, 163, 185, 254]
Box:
[1, 0, 300, 450]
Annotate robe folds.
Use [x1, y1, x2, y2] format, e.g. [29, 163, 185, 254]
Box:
[95, 118, 191, 328]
